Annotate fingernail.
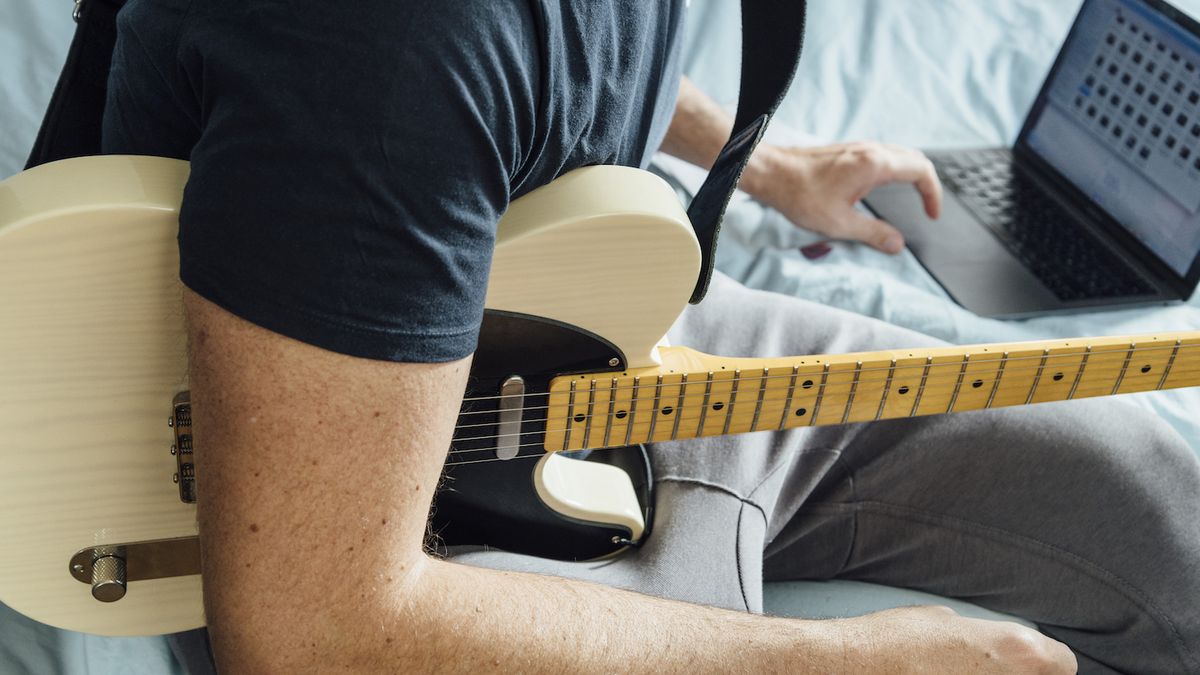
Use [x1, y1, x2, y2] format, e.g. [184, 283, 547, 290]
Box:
[884, 234, 904, 253]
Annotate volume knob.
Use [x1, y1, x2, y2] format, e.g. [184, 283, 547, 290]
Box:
[91, 550, 127, 602]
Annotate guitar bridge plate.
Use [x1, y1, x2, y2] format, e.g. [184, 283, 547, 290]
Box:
[169, 391, 196, 503]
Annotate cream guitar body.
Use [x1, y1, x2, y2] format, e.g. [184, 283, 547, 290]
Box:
[0, 156, 696, 636]
[1, 156, 1198, 637]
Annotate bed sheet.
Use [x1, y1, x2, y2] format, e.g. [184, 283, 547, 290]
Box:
[663, 0, 1200, 455]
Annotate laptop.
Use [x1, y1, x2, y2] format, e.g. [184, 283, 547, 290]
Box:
[863, 0, 1200, 317]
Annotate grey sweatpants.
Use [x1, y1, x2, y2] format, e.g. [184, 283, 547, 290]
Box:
[173, 272, 1200, 674]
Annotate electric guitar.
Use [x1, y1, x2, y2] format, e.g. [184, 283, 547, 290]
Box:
[1, 156, 1197, 637]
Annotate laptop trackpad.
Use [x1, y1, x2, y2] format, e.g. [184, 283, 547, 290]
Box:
[865, 183, 1062, 316]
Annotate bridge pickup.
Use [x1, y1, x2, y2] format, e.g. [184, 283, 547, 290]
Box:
[496, 376, 525, 460]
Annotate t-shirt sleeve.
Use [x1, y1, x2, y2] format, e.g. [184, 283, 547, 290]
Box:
[167, 3, 538, 362]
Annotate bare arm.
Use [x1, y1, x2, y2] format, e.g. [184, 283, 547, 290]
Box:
[661, 76, 944, 254]
[188, 290, 847, 672]
[190, 291, 1073, 673]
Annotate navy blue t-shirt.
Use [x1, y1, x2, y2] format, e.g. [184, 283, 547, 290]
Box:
[103, 0, 686, 362]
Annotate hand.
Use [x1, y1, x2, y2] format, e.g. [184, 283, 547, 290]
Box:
[836, 605, 1078, 674]
[743, 141, 943, 254]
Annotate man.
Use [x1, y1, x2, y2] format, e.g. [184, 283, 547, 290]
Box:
[102, 1, 1198, 672]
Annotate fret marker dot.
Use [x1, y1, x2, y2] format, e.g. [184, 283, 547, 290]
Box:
[1053, 372, 1064, 382]
[713, 402, 725, 411]
[898, 386, 910, 395]
[972, 379, 983, 389]
[573, 414, 585, 423]
[615, 410, 627, 420]
[1141, 365, 1152, 373]
[661, 407, 673, 416]
[802, 380, 814, 389]
[795, 408, 807, 417]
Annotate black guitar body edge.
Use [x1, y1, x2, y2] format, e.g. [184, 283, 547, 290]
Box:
[431, 310, 655, 561]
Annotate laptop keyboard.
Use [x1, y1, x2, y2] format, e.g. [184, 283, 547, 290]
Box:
[933, 152, 1156, 301]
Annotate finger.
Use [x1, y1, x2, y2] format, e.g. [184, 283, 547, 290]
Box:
[876, 145, 944, 220]
[843, 210, 906, 254]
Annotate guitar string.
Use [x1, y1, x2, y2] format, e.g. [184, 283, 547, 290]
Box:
[438, 344, 1200, 466]
[448, 355, 1200, 429]
[449, 359, 1200, 438]
[455, 356, 1200, 422]
[447, 375, 1190, 444]
[455, 341, 1199, 406]
[444, 452, 544, 467]
[443, 363, 1200, 454]
[451, 359, 1200, 433]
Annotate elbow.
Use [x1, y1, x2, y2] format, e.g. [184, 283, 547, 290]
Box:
[207, 551, 444, 673]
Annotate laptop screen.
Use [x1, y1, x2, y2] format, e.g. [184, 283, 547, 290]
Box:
[1023, 0, 1200, 278]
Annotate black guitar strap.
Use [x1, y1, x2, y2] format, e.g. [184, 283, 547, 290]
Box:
[687, 0, 808, 303]
[24, 0, 126, 170]
[26, 0, 808, 306]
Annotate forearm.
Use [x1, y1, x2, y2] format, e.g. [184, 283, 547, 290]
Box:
[374, 555, 842, 674]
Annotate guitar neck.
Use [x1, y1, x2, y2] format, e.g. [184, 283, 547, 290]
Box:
[544, 332, 1200, 452]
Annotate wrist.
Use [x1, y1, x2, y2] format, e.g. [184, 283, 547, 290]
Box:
[739, 142, 792, 207]
[779, 617, 853, 672]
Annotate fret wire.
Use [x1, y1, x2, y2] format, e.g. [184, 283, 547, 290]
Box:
[670, 373, 688, 441]
[646, 375, 664, 443]
[751, 367, 770, 432]
[910, 357, 934, 417]
[445, 344, 1191, 467]
[841, 362, 863, 425]
[602, 377, 617, 449]
[461, 341, 1198, 406]
[449, 359, 1200, 453]
[781, 365, 800, 429]
[1024, 349, 1051, 406]
[809, 364, 831, 426]
[524, 360, 1200, 431]
[491, 343, 1200, 436]
[697, 372, 714, 438]
[946, 354, 971, 413]
[623, 376, 641, 446]
[722, 370, 742, 436]
[1110, 343, 1137, 396]
[460, 357, 1200, 437]
[875, 359, 897, 421]
[1157, 340, 1183, 391]
[581, 379, 596, 452]
[985, 352, 1009, 409]
[1068, 346, 1092, 400]
[452, 351, 1198, 459]
[563, 379, 578, 452]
